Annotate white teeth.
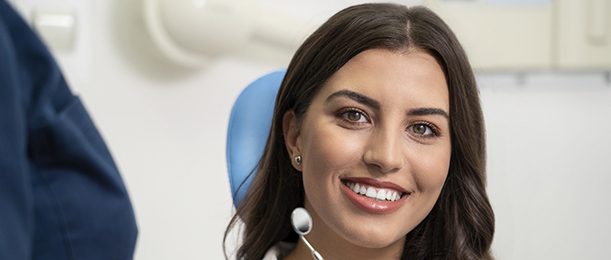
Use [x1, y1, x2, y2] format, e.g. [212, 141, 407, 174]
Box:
[365, 187, 377, 198]
[352, 183, 360, 194]
[359, 185, 367, 195]
[385, 191, 394, 201]
[344, 181, 403, 201]
[376, 190, 386, 200]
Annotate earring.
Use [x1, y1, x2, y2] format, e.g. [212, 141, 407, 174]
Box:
[294, 155, 302, 166]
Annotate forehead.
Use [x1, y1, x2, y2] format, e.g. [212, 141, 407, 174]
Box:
[317, 48, 449, 111]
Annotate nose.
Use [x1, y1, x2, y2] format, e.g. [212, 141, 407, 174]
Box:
[362, 126, 404, 174]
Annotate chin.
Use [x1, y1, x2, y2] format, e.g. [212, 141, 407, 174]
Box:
[349, 234, 404, 249]
[339, 221, 406, 249]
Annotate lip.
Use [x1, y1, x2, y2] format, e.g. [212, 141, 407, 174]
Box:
[340, 177, 410, 214]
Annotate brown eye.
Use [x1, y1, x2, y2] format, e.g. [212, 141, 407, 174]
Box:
[410, 123, 437, 137]
[346, 111, 364, 121]
[339, 108, 369, 124]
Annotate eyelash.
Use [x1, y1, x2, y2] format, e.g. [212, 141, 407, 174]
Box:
[337, 107, 370, 125]
[336, 107, 442, 138]
[408, 121, 441, 138]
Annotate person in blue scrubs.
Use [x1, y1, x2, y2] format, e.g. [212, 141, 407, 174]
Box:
[0, 1, 138, 259]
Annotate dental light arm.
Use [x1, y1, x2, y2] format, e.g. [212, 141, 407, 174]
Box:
[143, 0, 308, 68]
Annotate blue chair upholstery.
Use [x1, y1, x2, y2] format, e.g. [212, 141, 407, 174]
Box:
[226, 70, 285, 208]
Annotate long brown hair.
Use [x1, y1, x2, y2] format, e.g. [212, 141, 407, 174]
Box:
[224, 3, 494, 259]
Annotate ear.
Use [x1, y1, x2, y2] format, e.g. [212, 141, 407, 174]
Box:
[282, 110, 302, 170]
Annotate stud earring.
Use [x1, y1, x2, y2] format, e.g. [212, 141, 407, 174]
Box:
[294, 155, 302, 166]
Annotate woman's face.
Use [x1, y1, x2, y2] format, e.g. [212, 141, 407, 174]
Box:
[284, 48, 451, 250]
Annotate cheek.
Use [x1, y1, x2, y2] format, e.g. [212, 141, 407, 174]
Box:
[411, 142, 452, 194]
[300, 123, 363, 178]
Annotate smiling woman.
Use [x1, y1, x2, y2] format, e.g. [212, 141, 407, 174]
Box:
[283, 49, 453, 255]
[225, 3, 494, 260]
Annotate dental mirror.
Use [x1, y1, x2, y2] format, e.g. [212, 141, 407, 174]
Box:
[291, 207, 312, 235]
[291, 207, 324, 260]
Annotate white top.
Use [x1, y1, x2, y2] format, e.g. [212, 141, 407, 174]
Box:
[262, 242, 295, 260]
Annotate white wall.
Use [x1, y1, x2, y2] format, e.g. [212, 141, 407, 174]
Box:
[480, 73, 611, 259]
[14, 0, 611, 259]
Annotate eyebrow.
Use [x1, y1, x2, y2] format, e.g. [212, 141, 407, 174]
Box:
[326, 90, 380, 110]
[408, 107, 449, 120]
[326, 89, 450, 120]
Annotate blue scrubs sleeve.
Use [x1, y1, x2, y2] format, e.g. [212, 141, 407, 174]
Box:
[0, 1, 138, 259]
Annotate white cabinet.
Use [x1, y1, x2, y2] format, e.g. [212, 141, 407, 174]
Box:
[425, 0, 553, 71]
[424, 0, 611, 71]
[554, 0, 611, 69]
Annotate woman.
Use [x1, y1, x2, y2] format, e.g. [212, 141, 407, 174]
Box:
[225, 3, 494, 259]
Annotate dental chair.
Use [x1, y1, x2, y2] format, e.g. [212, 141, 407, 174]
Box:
[226, 70, 285, 207]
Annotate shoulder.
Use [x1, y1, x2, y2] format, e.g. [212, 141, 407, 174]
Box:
[262, 242, 295, 260]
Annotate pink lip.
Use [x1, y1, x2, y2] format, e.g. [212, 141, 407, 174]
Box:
[340, 177, 410, 214]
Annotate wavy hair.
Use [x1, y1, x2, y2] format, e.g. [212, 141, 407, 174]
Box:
[224, 3, 494, 259]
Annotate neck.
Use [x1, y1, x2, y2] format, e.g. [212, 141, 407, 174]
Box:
[284, 205, 404, 260]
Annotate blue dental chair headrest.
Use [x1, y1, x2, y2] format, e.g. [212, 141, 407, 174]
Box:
[226, 70, 285, 208]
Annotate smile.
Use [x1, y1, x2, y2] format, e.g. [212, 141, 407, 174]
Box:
[340, 177, 411, 214]
[343, 181, 403, 201]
